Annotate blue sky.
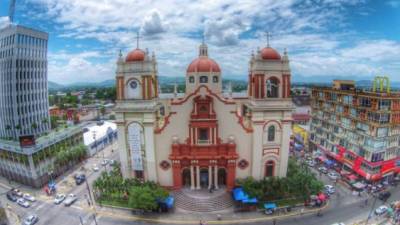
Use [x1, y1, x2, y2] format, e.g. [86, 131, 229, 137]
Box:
[1, 0, 400, 84]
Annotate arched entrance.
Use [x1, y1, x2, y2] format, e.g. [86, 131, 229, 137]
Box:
[218, 168, 226, 186]
[265, 161, 275, 177]
[182, 168, 191, 187]
[200, 168, 209, 188]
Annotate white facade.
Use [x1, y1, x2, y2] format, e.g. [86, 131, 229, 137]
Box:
[115, 43, 294, 190]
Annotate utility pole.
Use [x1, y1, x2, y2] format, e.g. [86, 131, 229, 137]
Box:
[79, 216, 84, 225]
[365, 195, 378, 225]
[93, 214, 98, 225]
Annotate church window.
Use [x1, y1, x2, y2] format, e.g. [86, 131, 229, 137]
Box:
[199, 76, 208, 83]
[199, 105, 208, 113]
[189, 76, 195, 83]
[268, 125, 275, 142]
[213, 76, 219, 83]
[198, 128, 209, 141]
[265, 161, 275, 177]
[266, 78, 279, 98]
[130, 80, 138, 89]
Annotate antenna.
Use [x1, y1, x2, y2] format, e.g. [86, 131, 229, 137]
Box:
[9, 0, 16, 23]
[135, 31, 141, 49]
[266, 32, 272, 47]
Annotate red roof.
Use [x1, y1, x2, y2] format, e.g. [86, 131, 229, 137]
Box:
[126, 49, 145, 62]
[187, 57, 221, 73]
[261, 47, 281, 60]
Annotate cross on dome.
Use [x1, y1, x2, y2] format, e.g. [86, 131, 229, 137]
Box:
[135, 31, 142, 49]
[266, 32, 272, 47]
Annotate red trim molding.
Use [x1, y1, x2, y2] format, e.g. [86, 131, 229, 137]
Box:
[154, 112, 177, 134]
[231, 110, 253, 133]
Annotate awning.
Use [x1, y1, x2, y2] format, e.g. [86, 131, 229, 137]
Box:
[264, 203, 277, 210]
[318, 156, 326, 161]
[346, 174, 358, 180]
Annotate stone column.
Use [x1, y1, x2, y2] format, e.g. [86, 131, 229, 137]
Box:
[208, 165, 212, 189]
[190, 165, 195, 190]
[214, 165, 219, 189]
[196, 166, 200, 189]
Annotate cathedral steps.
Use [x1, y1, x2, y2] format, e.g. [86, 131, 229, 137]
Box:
[173, 189, 234, 212]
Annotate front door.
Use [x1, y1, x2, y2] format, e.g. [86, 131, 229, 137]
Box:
[218, 168, 226, 186]
[182, 168, 191, 187]
[200, 169, 209, 188]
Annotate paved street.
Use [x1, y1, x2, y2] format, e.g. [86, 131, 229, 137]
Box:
[0, 146, 398, 225]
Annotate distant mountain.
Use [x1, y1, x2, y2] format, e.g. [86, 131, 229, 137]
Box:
[48, 81, 65, 90]
[48, 75, 400, 90]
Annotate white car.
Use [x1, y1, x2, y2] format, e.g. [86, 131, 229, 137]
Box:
[101, 159, 109, 166]
[375, 205, 388, 215]
[23, 193, 36, 202]
[328, 172, 340, 180]
[92, 164, 99, 172]
[54, 194, 66, 204]
[17, 198, 30, 208]
[324, 185, 335, 194]
[64, 194, 78, 206]
[23, 215, 39, 225]
[331, 223, 345, 225]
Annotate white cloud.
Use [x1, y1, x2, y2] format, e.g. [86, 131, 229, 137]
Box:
[26, 0, 400, 83]
[0, 17, 10, 29]
[140, 10, 166, 36]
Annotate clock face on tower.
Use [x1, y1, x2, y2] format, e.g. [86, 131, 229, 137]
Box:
[130, 81, 138, 89]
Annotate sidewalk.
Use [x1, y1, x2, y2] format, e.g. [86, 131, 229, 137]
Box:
[85, 201, 330, 224]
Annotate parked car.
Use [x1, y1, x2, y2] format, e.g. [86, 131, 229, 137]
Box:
[92, 164, 99, 172]
[318, 166, 328, 174]
[74, 174, 86, 185]
[324, 185, 335, 195]
[328, 172, 340, 180]
[23, 215, 39, 225]
[11, 188, 23, 197]
[378, 191, 391, 201]
[23, 193, 36, 202]
[17, 198, 30, 208]
[54, 194, 66, 204]
[101, 159, 109, 166]
[64, 194, 78, 206]
[6, 192, 17, 202]
[375, 205, 388, 215]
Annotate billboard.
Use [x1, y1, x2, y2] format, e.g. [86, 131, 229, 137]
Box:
[127, 123, 144, 171]
[19, 135, 36, 148]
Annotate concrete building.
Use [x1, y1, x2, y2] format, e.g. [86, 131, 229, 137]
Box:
[83, 121, 118, 156]
[115, 40, 293, 191]
[309, 77, 400, 182]
[0, 25, 85, 187]
[0, 25, 50, 140]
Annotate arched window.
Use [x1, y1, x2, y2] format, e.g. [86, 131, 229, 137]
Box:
[189, 76, 195, 83]
[265, 160, 275, 177]
[199, 76, 208, 83]
[268, 125, 275, 142]
[266, 77, 279, 98]
[213, 76, 219, 83]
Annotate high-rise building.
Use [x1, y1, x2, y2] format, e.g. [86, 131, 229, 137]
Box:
[0, 25, 50, 140]
[309, 77, 400, 182]
[0, 25, 84, 188]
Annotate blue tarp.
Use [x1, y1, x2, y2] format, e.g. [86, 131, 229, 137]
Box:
[264, 203, 277, 210]
[242, 197, 258, 204]
[233, 187, 258, 204]
[158, 196, 174, 209]
[233, 187, 247, 201]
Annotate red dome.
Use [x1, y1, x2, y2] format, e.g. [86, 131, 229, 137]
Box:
[126, 49, 145, 62]
[187, 57, 221, 73]
[261, 47, 281, 60]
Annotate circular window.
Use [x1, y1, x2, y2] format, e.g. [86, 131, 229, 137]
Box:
[130, 81, 138, 89]
[238, 159, 249, 170]
[159, 160, 171, 170]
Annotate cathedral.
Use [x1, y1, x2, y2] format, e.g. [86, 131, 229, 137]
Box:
[114, 40, 294, 191]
